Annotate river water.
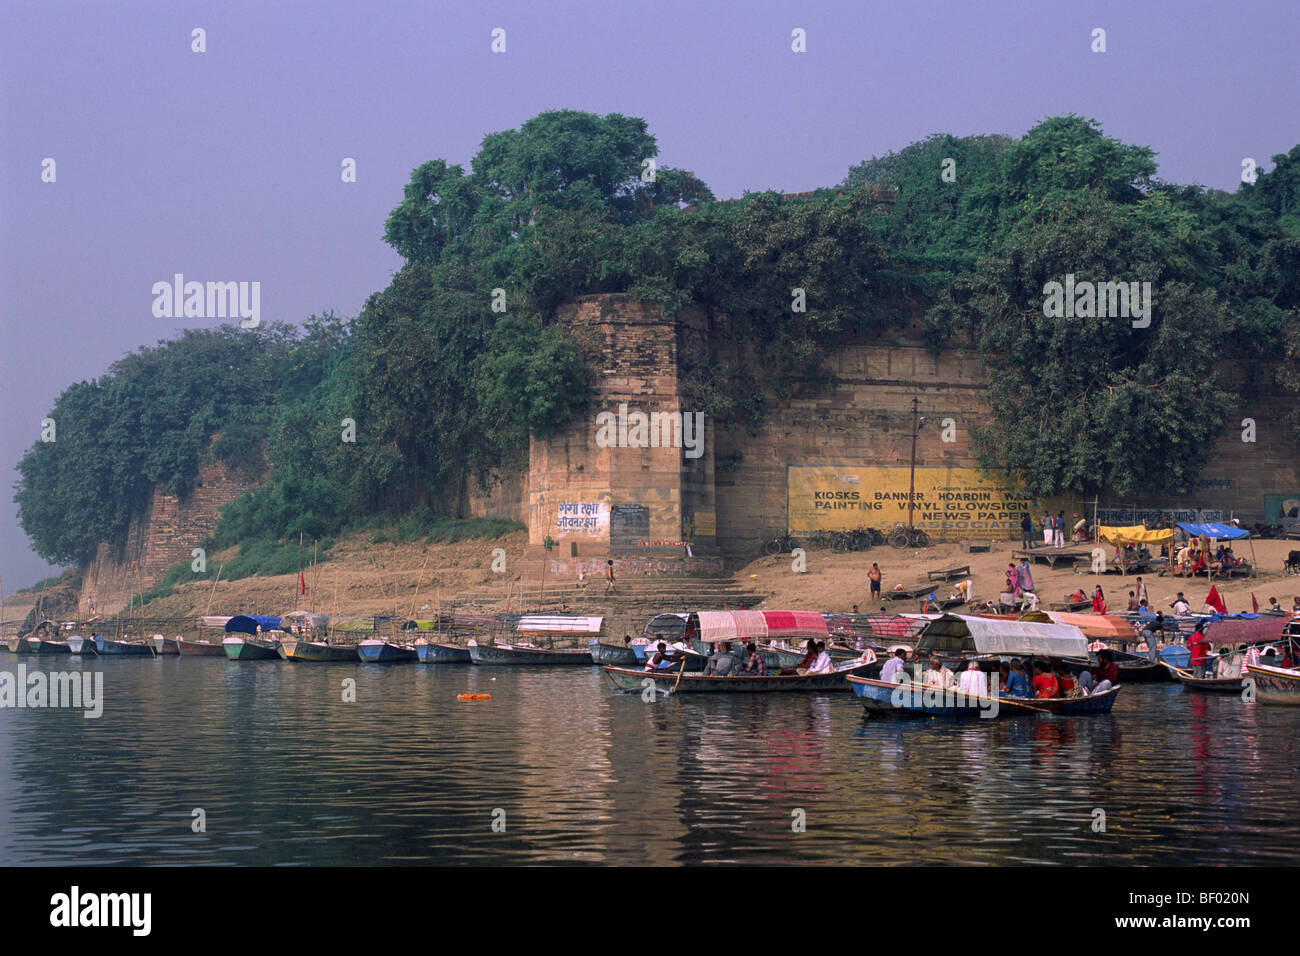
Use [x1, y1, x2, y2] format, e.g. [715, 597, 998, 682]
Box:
[1, 656, 1297, 866]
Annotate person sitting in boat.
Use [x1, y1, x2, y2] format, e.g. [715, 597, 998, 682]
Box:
[1031, 660, 1059, 699]
[1080, 650, 1120, 695]
[1188, 625, 1210, 678]
[958, 659, 988, 697]
[1052, 660, 1078, 697]
[743, 642, 767, 675]
[645, 642, 672, 672]
[880, 648, 909, 683]
[1070, 588, 1087, 604]
[925, 653, 956, 689]
[797, 642, 833, 675]
[1003, 659, 1031, 698]
[706, 641, 739, 676]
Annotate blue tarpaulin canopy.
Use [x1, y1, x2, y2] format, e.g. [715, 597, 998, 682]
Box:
[1176, 522, 1250, 540]
[225, 614, 282, 634]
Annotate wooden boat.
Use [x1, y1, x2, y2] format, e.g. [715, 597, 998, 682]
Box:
[469, 640, 593, 665]
[65, 635, 99, 656]
[278, 635, 357, 662]
[588, 640, 639, 665]
[415, 639, 472, 663]
[152, 635, 181, 656]
[222, 635, 281, 660]
[760, 642, 861, 669]
[1063, 651, 1168, 683]
[1169, 668, 1249, 693]
[8, 635, 73, 654]
[94, 636, 157, 656]
[176, 638, 226, 656]
[606, 659, 874, 694]
[849, 674, 1121, 717]
[630, 641, 708, 671]
[356, 639, 418, 663]
[1245, 663, 1300, 705]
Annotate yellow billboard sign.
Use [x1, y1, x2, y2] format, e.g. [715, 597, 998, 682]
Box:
[787, 465, 1039, 539]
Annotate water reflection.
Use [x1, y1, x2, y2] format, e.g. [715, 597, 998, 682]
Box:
[1, 658, 1298, 865]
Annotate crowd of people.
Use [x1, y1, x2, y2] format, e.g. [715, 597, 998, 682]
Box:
[881, 647, 1121, 699]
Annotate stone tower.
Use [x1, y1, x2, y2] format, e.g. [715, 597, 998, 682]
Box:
[528, 295, 719, 574]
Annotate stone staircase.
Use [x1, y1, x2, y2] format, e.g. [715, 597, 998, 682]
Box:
[446, 572, 770, 641]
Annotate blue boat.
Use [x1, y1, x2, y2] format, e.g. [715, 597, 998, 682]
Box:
[357, 639, 418, 663]
[94, 635, 157, 656]
[849, 675, 1121, 717]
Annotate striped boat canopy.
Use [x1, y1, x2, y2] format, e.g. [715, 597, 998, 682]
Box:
[760, 610, 828, 641]
[517, 615, 603, 634]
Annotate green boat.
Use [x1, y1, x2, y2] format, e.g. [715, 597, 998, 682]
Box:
[222, 635, 282, 660]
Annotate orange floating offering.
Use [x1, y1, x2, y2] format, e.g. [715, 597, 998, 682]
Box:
[457, 693, 491, 701]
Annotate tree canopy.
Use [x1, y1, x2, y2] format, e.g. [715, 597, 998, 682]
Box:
[15, 111, 1300, 567]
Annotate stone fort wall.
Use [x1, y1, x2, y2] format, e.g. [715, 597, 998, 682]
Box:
[527, 294, 1300, 558]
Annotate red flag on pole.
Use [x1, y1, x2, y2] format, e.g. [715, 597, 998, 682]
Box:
[1205, 585, 1227, 614]
[1251, 593, 1259, 613]
[299, 571, 306, 595]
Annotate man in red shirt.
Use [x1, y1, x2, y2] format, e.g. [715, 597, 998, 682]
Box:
[1188, 625, 1210, 678]
[1082, 649, 1121, 695]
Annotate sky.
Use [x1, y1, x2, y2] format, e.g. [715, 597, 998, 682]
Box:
[1, 0, 1298, 592]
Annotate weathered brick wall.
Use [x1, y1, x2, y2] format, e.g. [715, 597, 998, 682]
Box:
[529, 295, 1299, 560]
[528, 296, 716, 558]
[79, 458, 259, 616]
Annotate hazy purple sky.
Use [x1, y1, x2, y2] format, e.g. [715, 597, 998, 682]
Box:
[2, 0, 1298, 591]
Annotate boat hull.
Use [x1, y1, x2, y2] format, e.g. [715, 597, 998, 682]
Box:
[279, 639, 358, 662]
[588, 640, 639, 665]
[605, 662, 872, 693]
[222, 636, 281, 660]
[1176, 672, 1250, 694]
[95, 638, 157, 657]
[357, 640, 418, 663]
[1246, 663, 1300, 705]
[176, 639, 226, 656]
[153, 637, 181, 656]
[416, 641, 472, 663]
[469, 642, 593, 666]
[12, 637, 73, 655]
[848, 675, 1120, 716]
[65, 636, 98, 656]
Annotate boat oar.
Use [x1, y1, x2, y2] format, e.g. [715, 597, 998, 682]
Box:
[672, 657, 687, 694]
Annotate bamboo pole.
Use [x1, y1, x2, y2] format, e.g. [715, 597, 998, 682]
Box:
[204, 563, 225, 617]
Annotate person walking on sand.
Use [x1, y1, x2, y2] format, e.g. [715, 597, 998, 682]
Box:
[604, 559, 616, 595]
[869, 563, 882, 603]
[1021, 512, 1034, 550]
[1054, 511, 1066, 549]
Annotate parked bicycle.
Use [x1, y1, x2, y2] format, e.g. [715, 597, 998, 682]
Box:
[831, 527, 874, 553]
[762, 532, 800, 556]
[888, 524, 932, 549]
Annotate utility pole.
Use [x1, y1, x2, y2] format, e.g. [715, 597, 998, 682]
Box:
[907, 397, 920, 529]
